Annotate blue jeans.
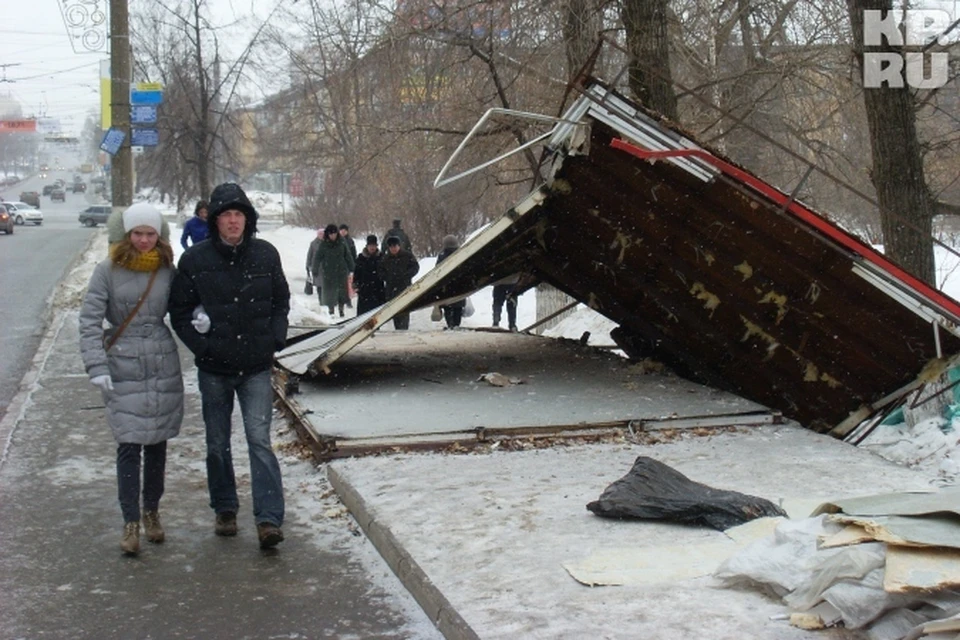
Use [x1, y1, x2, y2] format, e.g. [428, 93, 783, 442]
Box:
[198, 369, 284, 526]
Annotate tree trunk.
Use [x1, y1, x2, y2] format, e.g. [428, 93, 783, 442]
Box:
[564, 0, 601, 83]
[620, 0, 678, 120]
[847, 0, 936, 285]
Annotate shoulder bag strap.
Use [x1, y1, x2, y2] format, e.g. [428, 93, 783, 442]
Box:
[105, 268, 160, 352]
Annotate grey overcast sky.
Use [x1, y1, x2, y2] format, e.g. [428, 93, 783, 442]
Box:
[0, 0, 273, 136]
[0, 1, 108, 134]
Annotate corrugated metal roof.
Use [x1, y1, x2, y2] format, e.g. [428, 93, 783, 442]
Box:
[275, 79, 960, 434]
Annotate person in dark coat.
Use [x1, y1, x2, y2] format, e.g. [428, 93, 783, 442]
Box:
[311, 224, 355, 318]
[180, 200, 209, 249]
[168, 182, 290, 550]
[305, 228, 324, 306]
[339, 224, 355, 309]
[353, 234, 385, 314]
[80, 203, 184, 556]
[436, 234, 466, 329]
[378, 235, 419, 330]
[381, 218, 412, 255]
[492, 274, 520, 331]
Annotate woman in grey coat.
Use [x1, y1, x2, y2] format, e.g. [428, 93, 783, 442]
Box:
[79, 203, 184, 556]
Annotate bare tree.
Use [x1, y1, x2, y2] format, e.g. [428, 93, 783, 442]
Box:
[846, 0, 936, 284]
[131, 0, 277, 202]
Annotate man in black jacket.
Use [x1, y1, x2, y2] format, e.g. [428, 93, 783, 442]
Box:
[168, 183, 290, 549]
[378, 235, 419, 329]
[353, 234, 386, 314]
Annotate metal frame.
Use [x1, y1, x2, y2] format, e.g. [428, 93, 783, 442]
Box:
[433, 108, 586, 188]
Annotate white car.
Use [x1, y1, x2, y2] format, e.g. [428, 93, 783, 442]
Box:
[3, 202, 43, 225]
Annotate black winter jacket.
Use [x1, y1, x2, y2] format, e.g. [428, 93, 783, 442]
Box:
[354, 250, 385, 297]
[169, 236, 290, 376]
[378, 249, 419, 299]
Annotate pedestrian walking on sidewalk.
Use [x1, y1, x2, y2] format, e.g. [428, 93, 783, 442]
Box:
[380, 218, 413, 255]
[353, 234, 386, 314]
[311, 224, 355, 318]
[168, 183, 291, 550]
[492, 275, 520, 331]
[180, 200, 210, 249]
[305, 227, 324, 306]
[436, 235, 465, 329]
[338, 224, 356, 309]
[79, 203, 185, 557]
[378, 236, 420, 330]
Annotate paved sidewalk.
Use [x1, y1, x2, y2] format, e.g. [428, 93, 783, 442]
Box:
[0, 309, 441, 639]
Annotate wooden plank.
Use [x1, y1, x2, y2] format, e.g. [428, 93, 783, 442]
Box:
[818, 524, 875, 549]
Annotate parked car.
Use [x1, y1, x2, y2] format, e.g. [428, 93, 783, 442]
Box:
[19, 191, 40, 207]
[2, 202, 43, 225]
[41, 184, 57, 196]
[0, 204, 13, 235]
[79, 205, 111, 227]
[50, 188, 66, 202]
[0, 175, 20, 187]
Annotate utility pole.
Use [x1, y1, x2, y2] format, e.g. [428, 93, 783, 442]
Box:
[110, 0, 132, 210]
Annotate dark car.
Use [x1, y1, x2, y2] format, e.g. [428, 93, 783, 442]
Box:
[72, 181, 86, 193]
[50, 188, 66, 202]
[41, 184, 57, 196]
[79, 205, 111, 227]
[0, 204, 13, 235]
[19, 191, 40, 207]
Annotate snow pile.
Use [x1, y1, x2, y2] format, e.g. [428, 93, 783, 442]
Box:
[860, 418, 960, 481]
[51, 232, 109, 311]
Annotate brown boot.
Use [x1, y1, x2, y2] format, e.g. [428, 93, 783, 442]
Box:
[257, 522, 284, 549]
[215, 511, 238, 537]
[143, 510, 165, 543]
[121, 521, 140, 556]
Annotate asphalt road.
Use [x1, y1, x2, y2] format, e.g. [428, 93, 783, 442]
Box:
[0, 167, 104, 420]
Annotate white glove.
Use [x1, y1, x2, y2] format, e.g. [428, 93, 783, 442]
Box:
[90, 375, 114, 392]
[191, 305, 211, 334]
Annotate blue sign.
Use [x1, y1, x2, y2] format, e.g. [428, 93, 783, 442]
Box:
[131, 128, 159, 147]
[130, 90, 163, 105]
[99, 128, 125, 155]
[131, 105, 157, 124]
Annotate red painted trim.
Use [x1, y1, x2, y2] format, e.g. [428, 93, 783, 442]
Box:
[609, 138, 960, 322]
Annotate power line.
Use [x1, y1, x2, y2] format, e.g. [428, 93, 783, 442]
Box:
[10, 61, 102, 81]
[0, 63, 22, 83]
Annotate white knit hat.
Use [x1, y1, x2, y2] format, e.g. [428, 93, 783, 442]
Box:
[122, 203, 163, 234]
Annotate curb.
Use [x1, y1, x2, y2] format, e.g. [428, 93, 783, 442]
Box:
[0, 231, 102, 473]
[326, 464, 480, 640]
[0, 310, 68, 472]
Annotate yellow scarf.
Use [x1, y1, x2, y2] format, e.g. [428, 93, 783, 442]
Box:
[124, 249, 162, 272]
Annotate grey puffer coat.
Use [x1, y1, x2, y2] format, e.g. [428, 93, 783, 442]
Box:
[79, 260, 184, 445]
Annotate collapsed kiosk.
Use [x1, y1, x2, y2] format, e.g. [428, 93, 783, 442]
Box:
[275, 78, 960, 458]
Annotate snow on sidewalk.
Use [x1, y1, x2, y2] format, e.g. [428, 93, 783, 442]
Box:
[329, 426, 938, 640]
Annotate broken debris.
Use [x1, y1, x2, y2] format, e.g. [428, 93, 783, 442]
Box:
[715, 488, 960, 639]
[476, 372, 524, 387]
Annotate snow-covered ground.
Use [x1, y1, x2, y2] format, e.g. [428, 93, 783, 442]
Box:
[46, 197, 960, 639]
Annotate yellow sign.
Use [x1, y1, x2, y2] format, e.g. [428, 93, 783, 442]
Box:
[136, 82, 163, 91]
[101, 61, 111, 130]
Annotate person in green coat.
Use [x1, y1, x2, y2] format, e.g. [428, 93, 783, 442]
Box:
[311, 224, 355, 318]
